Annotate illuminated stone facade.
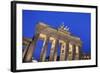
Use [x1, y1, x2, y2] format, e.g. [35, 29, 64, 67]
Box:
[23, 22, 82, 62]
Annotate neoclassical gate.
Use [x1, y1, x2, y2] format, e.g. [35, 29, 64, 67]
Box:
[23, 22, 82, 62]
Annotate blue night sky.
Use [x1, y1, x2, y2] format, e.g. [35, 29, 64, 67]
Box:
[22, 10, 91, 60]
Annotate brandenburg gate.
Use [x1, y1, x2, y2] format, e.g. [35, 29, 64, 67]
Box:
[23, 22, 82, 62]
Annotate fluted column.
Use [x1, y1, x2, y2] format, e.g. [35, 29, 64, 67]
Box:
[49, 37, 56, 61]
[39, 34, 49, 62]
[53, 40, 59, 61]
[67, 43, 73, 60]
[65, 41, 69, 60]
[59, 40, 66, 61]
[75, 45, 80, 60]
[72, 45, 76, 60]
[23, 33, 39, 62]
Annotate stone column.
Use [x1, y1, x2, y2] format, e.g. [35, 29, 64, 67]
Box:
[39, 34, 49, 62]
[49, 37, 56, 61]
[23, 33, 39, 62]
[75, 45, 80, 60]
[72, 45, 76, 60]
[67, 43, 73, 60]
[65, 41, 69, 60]
[53, 40, 59, 61]
[59, 40, 66, 61]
